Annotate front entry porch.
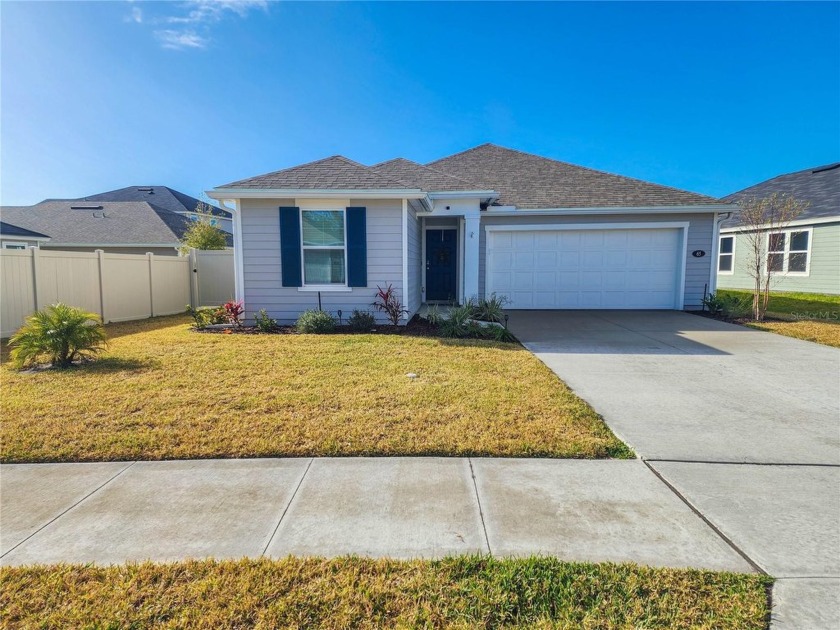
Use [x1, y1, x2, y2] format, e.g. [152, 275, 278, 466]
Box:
[419, 211, 480, 306]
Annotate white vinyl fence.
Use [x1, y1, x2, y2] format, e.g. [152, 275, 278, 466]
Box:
[1, 248, 235, 337]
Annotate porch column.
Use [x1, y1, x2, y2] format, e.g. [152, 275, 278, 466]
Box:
[463, 214, 480, 301]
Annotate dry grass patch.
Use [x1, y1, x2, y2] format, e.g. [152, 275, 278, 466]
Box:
[1, 315, 629, 462]
[0, 557, 770, 629]
[745, 319, 840, 348]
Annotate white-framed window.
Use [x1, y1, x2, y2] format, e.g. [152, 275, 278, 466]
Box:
[301, 209, 347, 286]
[718, 235, 735, 274]
[767, 228, 811, 275]
[2, 241, 28, 250]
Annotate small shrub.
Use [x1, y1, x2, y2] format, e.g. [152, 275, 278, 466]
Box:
[9, 303, 107, 369]
[704, 292, 752, 320]
[254, 309, 277, 332]
[296, 310, 336, 334]
[487, 323, 517, 343]
[348, 310, 376, 332]
[372, 284, 408, 326]
[186, 305, 226, 330]
[474, 293, 510, 323]
[439, 304, 475, 338]
[223, 300, 244, 327]
[424, 304, 444, 326]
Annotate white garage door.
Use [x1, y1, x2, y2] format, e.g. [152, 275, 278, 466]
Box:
[486, 227, 682, 309]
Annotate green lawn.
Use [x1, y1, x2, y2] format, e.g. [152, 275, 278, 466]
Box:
[718, 290, 840, 348]
[0, 557, 771, 629]
[1, 315, 631, 462]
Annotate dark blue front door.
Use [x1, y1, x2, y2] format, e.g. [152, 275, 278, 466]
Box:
[426, 229, 457, 302]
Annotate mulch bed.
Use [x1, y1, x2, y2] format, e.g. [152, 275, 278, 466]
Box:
[195, 314, 442, 338]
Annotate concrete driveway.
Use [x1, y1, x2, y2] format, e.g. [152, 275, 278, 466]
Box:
[508, 310, 840, 465]
[508, 310, 840, 629]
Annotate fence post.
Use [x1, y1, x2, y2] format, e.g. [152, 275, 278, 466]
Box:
[96, 249, 107, 322]
[30, 247, 41, 311]
[147, 252, 155, 317]
[189, 248, 199, 309]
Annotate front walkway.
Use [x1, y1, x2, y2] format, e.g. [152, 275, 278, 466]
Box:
[2, 458, 750, 572]
[508, 310, 840, 630]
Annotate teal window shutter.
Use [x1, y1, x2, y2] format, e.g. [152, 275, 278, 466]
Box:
[279, 206, 302, 287]
[346, 207, 367, 287]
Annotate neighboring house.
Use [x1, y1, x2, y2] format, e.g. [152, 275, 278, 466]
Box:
[76, 185, 233, 233]
[0, 221, 51, 250]
[208, 143, 732, 324]
[1, 200, 199, 255]
[717, 163, 840, 295]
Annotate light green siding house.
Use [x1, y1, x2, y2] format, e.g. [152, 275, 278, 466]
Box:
[716, 163, 840, 295]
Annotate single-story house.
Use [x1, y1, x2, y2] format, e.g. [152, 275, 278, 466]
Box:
[207, 144, 733, 324]
[1, 200, 199, 255]
[717, 163, 839, 295]
[0, 221, 51, 250]
[78, 185, 233, 233]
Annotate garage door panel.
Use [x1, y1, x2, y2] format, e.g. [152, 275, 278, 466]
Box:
[487, 227, 681, 310]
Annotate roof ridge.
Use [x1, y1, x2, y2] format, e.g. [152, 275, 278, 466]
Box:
[371, 157, 482, 188]
[436, 143, 720, 202]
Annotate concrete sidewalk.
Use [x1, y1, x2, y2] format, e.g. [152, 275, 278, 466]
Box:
[1, 458, 751, 572]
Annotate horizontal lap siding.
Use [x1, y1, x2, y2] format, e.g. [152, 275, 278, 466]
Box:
[479, 213, 714, 310]
[717, 223, 840, 295]
[240, 198, 404, 324]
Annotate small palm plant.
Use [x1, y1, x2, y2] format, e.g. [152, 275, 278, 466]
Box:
[9, 303, 107, 369]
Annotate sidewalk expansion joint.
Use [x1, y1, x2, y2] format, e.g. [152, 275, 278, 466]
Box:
[642, 459, 768, 576]
[467, 458, 492, 556]
[0, 460, 137, 559]
[261, 458, 313, 557]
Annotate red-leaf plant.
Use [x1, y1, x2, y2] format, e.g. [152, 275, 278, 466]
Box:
[223, 300, 244, 328]
[372, 284, 408, 326]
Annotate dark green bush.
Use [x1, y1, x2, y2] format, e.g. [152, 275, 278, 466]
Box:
[186, 305, 226, 330]
[296, 310, 336, 334]
[348, 310, 376, 332]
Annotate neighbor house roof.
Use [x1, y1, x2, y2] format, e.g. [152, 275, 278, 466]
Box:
[1, 201, 195, 247]
[220, 156, 418, 190]
[721, 162, 840, 228]
[369, 158, 482, 192]
[77, 185, 231, 219]
[0, 221, 50, 240]
[428, 144, 721, 208]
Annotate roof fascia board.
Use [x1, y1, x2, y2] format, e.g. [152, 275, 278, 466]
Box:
[720, 215, 840, 232]
[44, 243, 179, 248]
[426, 191, 498, 199]
[479, 204, 733, 216]
[208, 188, 426, 200]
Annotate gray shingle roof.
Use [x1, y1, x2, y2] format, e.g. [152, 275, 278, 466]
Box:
[78, 185, 231, 219]
[1, 201, 196, 246]
[219, 155, 417, 190]
[428, 143, 720, 208]
[721, 163, 840, 228]
[369, 158, 481, 192]
[0, 221, 50, 239]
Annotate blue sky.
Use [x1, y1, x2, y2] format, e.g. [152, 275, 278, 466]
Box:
[1, 1, 838, 205]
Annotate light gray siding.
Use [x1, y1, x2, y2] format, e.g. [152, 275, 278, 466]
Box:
[406, 202, 422, 316]
[240, 198, 405, 324]
[478, 212, 715, 310]
[717, 221, 840, 295]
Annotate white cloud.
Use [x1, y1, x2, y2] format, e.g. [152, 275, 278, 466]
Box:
[131, 0, 268, 51]
[125, 6, 143, 24]
[155, 29, 209, 50]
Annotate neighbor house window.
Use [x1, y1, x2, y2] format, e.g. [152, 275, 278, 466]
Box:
[2, 241, 28, 250]
[718, 235, 735, 274]
[767, 229, 811, 275]
[301, 210, 346, 285]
